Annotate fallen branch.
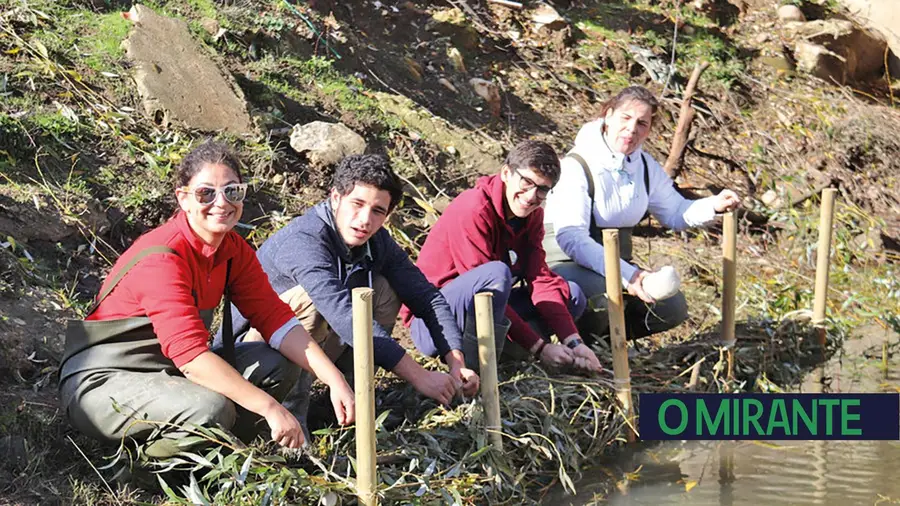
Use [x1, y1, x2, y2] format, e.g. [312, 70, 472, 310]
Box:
[487, 0, 523, 8]
[663, 61, 710, 180]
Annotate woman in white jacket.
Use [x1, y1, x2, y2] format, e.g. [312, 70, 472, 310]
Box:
[543, 86, 740, 341]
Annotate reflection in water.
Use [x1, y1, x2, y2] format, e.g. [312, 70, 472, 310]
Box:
[718, 443, 734, 506]
[548, 331, 900, 505]
[593, 439, 900, 506]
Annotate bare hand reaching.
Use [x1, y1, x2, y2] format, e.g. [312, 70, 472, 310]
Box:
[262, 401, 305, 449]
[539, 342, 574, 368]
[627, 270, 656, 304]
[570, 343, 603, 373]
[329, 379, 355, 426]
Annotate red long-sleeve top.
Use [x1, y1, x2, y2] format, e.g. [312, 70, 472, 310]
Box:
[88, 212, 295, 367]
[405, 174, 577, 350]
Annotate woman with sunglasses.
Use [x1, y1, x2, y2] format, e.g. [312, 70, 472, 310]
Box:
[60, 141, 354, 457]
[543, 85, 740, 343]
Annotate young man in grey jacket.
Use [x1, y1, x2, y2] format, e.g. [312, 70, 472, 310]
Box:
[220, 154, 478, 433]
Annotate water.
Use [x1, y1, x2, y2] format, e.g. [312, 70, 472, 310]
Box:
[551, 327, 900, 505]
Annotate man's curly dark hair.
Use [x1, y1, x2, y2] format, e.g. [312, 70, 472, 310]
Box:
[331, 154, 404, 212]
[504, 140, 561, 184]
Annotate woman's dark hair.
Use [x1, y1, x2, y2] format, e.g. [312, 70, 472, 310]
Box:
[332, 154, 403, 212]
[598, 85, 660, 122]
[177, 140, 243, 187]
[504, 140, 561, 184]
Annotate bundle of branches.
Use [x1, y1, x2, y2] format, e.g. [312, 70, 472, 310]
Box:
[624, 315, 845, 394]
[105, 362, 623, 505]
[104, 318, 839, 504]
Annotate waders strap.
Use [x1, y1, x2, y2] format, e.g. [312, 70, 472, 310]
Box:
[87, 246, 178, 316]
[221, 259, 235, 367]
[566, 152, 596, 233]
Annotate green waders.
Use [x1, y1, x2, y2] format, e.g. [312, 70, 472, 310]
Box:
[59, 246, 300, 457]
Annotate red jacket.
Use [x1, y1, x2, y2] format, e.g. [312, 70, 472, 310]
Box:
[88, 212, 295, 367]
[406, 174, 577, 349]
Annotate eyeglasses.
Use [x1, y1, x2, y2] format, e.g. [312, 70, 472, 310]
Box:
[511, 167, 553, 200]
[178, 183, 248, 205]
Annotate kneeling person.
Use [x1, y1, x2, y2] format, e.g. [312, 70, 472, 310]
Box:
[223, 155, 478, 433]
[403, 140, 602, 374]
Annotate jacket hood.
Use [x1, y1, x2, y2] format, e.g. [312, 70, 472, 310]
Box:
[474, 174, 509, 222]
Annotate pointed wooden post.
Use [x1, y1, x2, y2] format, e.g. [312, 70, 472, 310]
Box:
[475, 292, 503, 450]
[722, 212, 737, 381]
[352, 287, 377, 506]
[813, 189, 837, 342]
[810, 188, 836, 394]
[603, 229, 636, 442]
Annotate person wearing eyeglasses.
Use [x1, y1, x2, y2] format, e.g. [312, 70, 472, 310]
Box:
[59, 141, 355, 458]
[402, 140, 603, 374]
[221, 154, 476, 437]
[543, 86, 741, 343]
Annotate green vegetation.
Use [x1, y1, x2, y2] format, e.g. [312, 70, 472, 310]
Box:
[0, 0, 898, 503]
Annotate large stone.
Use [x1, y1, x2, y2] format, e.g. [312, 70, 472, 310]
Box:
[530, 3, 567, 31]
[787, 19, 886, 83]
[838, 0, 900, 78]
[426, 8, 480, 51]
[123, 5, 253, 135]
[469, 78, 501, 118]
[777, 4, 805, 23]
[289, 122, 366, 167]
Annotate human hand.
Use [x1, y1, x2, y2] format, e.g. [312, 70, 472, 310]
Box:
[539, 342, 575, 368]
[571, 343, 603, 373]
[450, 365, 481, 397]
[626, 270, 656, 304]
[328, 378, 355, 426]
[262, 401, 305, 449]
[411, 370, 459, 406]
[714, 189, 741, 213]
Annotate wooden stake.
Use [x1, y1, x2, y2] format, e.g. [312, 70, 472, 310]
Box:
[663, 61, 710, 179]
[812, 188, 837, 346]
[722, 212, 737, 381]
[475, 292, 503, 451]
[603, 229, 636, 442]
[352, 287, 377, 506]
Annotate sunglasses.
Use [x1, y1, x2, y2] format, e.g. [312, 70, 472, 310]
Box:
[511, 167, 553, 200]
[179, 183, 248, 205]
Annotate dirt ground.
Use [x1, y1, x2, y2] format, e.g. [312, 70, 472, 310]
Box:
[1, 0, 899, 503]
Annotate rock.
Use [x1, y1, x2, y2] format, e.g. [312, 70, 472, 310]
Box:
[199, 17, 219, 36]
[438, 78, 459, 93]
[375, 92, 503, 175]
[530, 2, 567, 31]
[760, 189, 781, 207]
[427, 8, 479, 50]
[447, 46, 466, 73]
[289, 122, 366, 167]
[469, 78, 501, 118]
[787, 19, 887, 83]
[755, 32, 771, 44]
[123, 5, 253, 135]
[853, 227, 885, 253]
[777, 4, 805, 23]
[838, 0, 900, 78]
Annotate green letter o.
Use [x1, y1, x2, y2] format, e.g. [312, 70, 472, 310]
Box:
[659, 399, 689, 435]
